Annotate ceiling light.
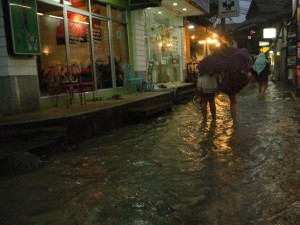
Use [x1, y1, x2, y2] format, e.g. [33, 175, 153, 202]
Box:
[64, 0, 72, 5]
[173, 2, 177, 6]
[183, 8, 187, 11]
[10, 3, 31, 9]
[263, 28, 276, 39]
[49, 15, 64, 20]
[158, 11, 162, 14]
[188, 25, 194, 29]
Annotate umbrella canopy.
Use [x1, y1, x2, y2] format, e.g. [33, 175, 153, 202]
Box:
[198, 46, 253, 75]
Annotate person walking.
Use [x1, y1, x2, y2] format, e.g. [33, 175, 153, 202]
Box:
[196, 73, 218, 121]
[219, 70, 253, 124]
[198, 45, 253, 124]
[251, 53, 270, 96]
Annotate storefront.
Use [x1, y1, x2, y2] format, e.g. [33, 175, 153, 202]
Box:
[130, 0, 209, 87]
[0, 0, 130, 115]
[0, 0, 209, 115]
[36, 0, 129, 96]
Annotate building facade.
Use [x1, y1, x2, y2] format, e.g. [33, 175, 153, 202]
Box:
[0, 0, 209, 116]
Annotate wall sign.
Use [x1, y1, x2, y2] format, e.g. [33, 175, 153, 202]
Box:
[9, 0, 41, 55]
[218, 0, 240, 18]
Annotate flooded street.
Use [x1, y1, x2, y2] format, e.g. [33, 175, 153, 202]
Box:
[1, 82, 300, 225]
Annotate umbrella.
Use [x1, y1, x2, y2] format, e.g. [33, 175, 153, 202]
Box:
[198, 46, 253, 75]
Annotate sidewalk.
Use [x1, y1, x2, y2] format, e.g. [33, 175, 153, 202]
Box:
[0, 83, 195, 162]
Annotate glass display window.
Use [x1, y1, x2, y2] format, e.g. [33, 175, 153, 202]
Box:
[65, 0, 88, 11]
[36, 0, 129, 95]
[37, 1, 67, 96]
[145, 9, 181, 83]
[112, 21, 129, 87]
[91, 0, 108, 17]
[92, 19, 113, 89]
[67, 12, 93, 83]
[111, 6, 126, 22]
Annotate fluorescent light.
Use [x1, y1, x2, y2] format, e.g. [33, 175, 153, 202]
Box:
[263, 28, 276, 39]
[173, 2, 178, 6]
[198, 39, 218, 44]
[183, 8, 187, 11]
[188, 25, 194, 29]
[37, 12, 44, 16]
[259, 41, 269, 46]
[64, 1, 72, 5]
[10, 3, 31, 9]
[49, 15, 64, 20]
[72, 19, 89, 25]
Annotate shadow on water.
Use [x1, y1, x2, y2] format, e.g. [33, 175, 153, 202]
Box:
[0, 82, 300, 225]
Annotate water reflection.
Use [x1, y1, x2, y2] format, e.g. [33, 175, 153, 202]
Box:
[0, 83, 300, 225]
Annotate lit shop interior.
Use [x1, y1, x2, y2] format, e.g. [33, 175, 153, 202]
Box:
[185, 22, 226, 79]
[36, 0, 129, 96]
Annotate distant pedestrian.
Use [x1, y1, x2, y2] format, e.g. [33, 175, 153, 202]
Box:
[251, 53, 271, 96]
[196, 73, 218, 121]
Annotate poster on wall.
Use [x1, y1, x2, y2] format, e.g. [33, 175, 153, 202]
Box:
[68, 13, 89, 45]
[56, 13, 91, 45]
[92, 18, 102, 42]
[218, 0, 240, 18]
[8, 0, 41, 55]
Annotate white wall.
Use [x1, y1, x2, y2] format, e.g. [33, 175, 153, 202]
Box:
[0, 2, 40, 115]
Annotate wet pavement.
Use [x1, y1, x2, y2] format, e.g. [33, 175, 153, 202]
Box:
[0, 81, 300, 225]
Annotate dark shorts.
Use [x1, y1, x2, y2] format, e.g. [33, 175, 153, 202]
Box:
[256, 74, 269, 83]
[201, 93, 215, 102]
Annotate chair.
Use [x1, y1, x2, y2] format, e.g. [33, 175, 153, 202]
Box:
[59, 64, 82, 106]
[123, 64, 144, 94]
[70, 64, 95, 104]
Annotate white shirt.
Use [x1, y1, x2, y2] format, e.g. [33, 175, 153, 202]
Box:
[197, 74, 217, 93]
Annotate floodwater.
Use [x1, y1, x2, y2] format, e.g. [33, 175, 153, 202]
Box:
[1, 82, 300, 225]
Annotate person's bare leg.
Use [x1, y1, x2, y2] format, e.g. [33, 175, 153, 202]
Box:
[208, 95, 216, 120]
[260, 81, 268, 95]
[229, 94, 237, 123]
[201, 97, 208, 121]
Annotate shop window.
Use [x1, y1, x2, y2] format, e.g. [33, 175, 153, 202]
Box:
[67, 12, 93, 84]
[143, 8, 182, 83]
[111, 6, 126, 21]
[36, 2, 67, 96]
[92, 19, 113, 89]
[112, 21, 129, 87]
[90, 0, 108, 17]
[66, 0, 88, 11]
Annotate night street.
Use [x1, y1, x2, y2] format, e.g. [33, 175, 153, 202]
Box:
[0, 81, 299, 225]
